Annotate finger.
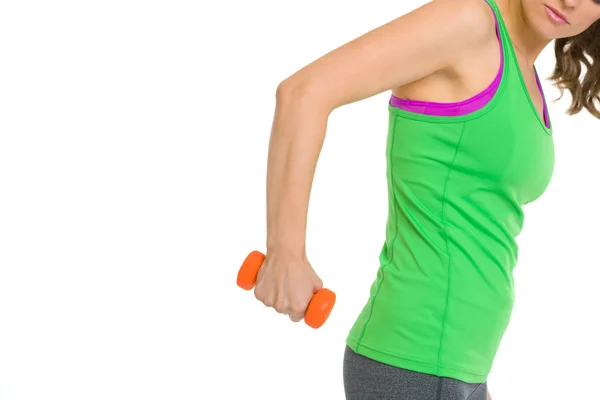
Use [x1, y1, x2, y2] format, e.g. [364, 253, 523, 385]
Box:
[256, 293, 274, 309]
[274, 303, 289, 315]
[313, 277, 324, 292]
[288, 312, 304, 323]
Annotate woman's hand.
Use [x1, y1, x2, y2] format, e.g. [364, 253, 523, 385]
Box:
[253, 251, 323, 323]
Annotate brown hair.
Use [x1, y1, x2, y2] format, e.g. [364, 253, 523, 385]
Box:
[549, 20, 600, 119]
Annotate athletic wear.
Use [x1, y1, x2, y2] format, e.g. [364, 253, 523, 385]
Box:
[343, 346, 488, 400]
[346, 0, 554, 384]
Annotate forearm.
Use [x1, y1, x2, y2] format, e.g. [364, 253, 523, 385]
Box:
[265, 82, 331, 258]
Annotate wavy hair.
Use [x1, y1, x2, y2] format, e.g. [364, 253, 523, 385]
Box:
[549, 20, 600, 119]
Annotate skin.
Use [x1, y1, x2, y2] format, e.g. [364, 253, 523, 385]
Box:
[254, 0, 600, 398]
[493, 0, 600, 119]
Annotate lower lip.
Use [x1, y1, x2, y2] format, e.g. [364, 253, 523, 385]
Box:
[545, 6, 568, 24]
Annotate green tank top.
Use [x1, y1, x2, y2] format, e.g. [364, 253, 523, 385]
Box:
[346, 0, 555, 383]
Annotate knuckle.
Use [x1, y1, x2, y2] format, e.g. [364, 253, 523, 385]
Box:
[254, 290, 268, 305]
[263, 298, 274, 308]
[289, 314, 303, 322]
[274, 302, 286, 314]
[291, 305, 307, 316]
[255, 291, 273, 307]
[291, 300, 309, 315]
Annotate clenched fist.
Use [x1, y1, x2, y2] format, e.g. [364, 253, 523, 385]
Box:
[253, 252, 323, 322]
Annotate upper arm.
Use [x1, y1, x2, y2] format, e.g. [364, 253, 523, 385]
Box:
[279, 0, 496, 111]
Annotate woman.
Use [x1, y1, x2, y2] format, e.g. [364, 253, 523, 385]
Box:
[251, 0, 600, 398]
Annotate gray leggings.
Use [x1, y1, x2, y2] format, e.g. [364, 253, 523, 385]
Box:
[343, 346, 488, 400]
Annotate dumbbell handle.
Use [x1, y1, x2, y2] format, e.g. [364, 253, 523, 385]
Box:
[236, 250, 335, 329]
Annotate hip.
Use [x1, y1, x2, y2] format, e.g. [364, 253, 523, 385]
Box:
[343, 345, 488, 400]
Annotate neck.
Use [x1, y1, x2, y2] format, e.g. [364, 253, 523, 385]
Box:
[496, 0, 552, 68]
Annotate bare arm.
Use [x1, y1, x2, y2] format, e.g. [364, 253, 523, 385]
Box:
[265, 0, 493, 256]
[257, 0, 495, 322]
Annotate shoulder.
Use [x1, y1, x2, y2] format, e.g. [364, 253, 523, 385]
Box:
[416, 0, 500, 74]
[429, 0, 497, 46]
[392, 0, 500, 98]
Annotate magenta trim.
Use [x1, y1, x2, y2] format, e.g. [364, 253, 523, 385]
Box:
[389, 2, 503, 117]
[389, 1, 549, 129]
[534, 69, 550, 128]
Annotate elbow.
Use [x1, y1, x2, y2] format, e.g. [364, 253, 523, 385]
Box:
[276, 79, 309, 102]
[276, 79, 332, 113]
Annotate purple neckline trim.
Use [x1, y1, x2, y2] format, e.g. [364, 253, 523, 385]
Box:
[389, 0, 549, 129]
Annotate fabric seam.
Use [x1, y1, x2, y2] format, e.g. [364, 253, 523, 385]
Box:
[435, 122, 467, 375]
[466, 383, 485, 400]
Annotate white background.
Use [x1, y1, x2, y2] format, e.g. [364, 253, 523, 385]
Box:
[0, 0, 598, 399]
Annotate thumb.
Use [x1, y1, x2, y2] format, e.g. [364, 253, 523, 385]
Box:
[312, 275, 323, 292]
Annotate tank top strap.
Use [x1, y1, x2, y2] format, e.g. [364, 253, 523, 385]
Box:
[483, 0, 511, 65]
[484, 0, 552, 131]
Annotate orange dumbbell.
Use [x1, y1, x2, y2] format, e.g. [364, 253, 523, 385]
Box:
[236, 250, 336, 329]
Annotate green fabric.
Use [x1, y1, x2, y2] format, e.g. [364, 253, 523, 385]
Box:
[346, 0, 554, 383]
